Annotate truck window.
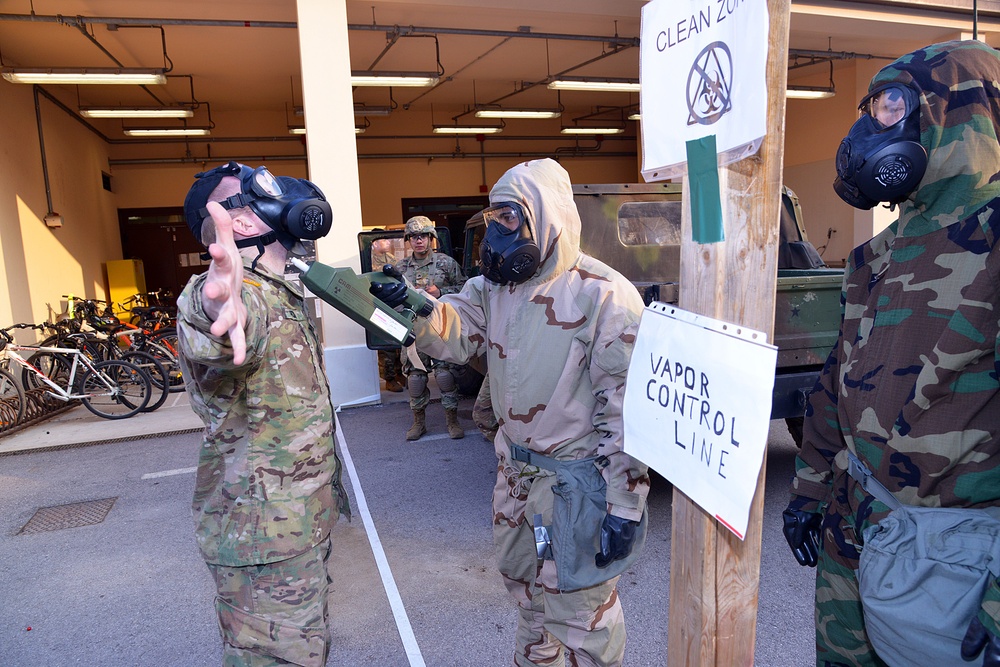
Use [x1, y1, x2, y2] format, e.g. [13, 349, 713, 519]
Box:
[617, 201, 683, 247]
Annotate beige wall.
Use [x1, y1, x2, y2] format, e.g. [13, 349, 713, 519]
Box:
[0, 82, 123, 332]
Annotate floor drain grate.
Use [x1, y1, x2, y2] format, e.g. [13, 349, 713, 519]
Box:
[18, 497, 118, 535]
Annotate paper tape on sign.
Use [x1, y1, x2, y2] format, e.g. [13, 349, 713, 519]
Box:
[622, 303, 776, 539]
[639, 0, 769, 182]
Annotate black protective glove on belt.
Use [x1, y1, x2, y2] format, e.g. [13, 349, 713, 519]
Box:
[369, 280, 408, 309]
[782, 507, 822, 567]
[962, 616, 1000, 666]
[596, 514, 639, 568]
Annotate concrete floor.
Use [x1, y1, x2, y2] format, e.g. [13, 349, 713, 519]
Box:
[0, 385, 817, 666]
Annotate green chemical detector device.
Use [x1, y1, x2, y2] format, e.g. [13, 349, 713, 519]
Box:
[290, 258, 432, 347]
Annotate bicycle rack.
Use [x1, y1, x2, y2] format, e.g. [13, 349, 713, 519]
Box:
[0, 387, 77, 436]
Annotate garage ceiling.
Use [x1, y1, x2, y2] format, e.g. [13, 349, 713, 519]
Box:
[0, 0, 996, 163]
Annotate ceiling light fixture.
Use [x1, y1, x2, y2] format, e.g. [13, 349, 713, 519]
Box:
[2, 67, 167, 85]
[547, 77, 640, 93]
[475, 108, 562, 119]
[560, 127, 625, 135]
[288, 127, 306, 135]
[80, 106, 194, 119]
[628, 112, 641, 121]
[432, 125, 503, 135]
[786, 59, 836, 100]
[122, 128, 211, 137]
[785, 85, 836, 100]
[354, 105, 393, 117]
[351, 71, 440, 87]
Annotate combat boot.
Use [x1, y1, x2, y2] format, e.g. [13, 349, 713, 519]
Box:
[445, 408, 464, 440]
[385, 377, 405, 392]
[406, 409, 426, 441]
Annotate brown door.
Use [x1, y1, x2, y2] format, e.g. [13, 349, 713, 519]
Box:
[118, 207, 207, 302]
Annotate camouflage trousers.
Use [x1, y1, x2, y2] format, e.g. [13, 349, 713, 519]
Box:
[377, 349, 401, 381]
[206, 537, 332, 667]
[493, 468, 626, 667]
[813, 533, 888, 667]
[473, 373, 498, 442]
[401, 348, 460, 411]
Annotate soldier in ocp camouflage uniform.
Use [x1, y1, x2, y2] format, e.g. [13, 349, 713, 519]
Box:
[370, 230, 404, 392]
[782, 41, 1000, 667]
[177, 162, 349, 667]
[407, 159, 650, 666]
[397, 216, 467, 440]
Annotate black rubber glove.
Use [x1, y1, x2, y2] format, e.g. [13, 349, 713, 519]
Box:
[595, 514, 639, 568]
[369, 280, 408, 309]
[782, 508, 822, 567]
[962, 616, 1000, 666]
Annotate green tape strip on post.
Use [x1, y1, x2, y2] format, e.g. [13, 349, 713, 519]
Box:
[686, 135, 724, 244]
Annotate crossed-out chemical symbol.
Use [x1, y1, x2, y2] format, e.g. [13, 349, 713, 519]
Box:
[687, 41, 734, 126]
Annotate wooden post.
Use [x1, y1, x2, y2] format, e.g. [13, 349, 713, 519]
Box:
[666, 1, 790, 665]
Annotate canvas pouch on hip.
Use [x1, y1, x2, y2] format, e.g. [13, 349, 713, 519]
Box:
[512, 444, 648, 592]
[849, 452, 1000, 667]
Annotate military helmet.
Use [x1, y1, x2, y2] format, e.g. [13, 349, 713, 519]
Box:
[404, 216, 437, 240]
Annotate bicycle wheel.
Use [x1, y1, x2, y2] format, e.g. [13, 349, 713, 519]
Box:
[120, 351, 168, 412]
[0, 367, 25, 426]
[22, 351, 73, 393]
[144, 337, 184, 393]
[80, 360, 151, 419]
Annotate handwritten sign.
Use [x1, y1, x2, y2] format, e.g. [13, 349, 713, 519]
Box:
[639, 0, 769, 181]
[623, 303, 776, 539]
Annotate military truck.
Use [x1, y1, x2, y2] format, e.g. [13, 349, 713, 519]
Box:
[461, 183, 844, 445]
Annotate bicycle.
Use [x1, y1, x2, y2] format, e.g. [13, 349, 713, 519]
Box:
[0, 328, 152, 419]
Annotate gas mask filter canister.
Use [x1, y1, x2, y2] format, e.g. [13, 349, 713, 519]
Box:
[833, 83, 928, 210]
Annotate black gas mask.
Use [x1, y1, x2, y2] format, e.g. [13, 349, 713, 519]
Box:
[834, 83, 928, 210]
[479, 202, 541, 285]
[193, 162, 333, 251]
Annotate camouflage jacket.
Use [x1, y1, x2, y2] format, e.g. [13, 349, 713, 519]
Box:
[412, 159, 650, 522]
[177, 260, 347, 567]
[396, 251, 465, 295]
[791, 40, 1000, 632]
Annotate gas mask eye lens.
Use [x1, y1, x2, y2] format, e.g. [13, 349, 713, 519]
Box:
[482, 203, 526, 232]
[860, 85, 913, 129]
[251, 167, 283, 197]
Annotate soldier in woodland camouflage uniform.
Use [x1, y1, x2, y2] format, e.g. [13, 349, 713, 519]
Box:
[397, 216, 467, 440]
[407, 159, 650, 666]
[783, 41, 1000, 667]
[176, 162, 349, 667]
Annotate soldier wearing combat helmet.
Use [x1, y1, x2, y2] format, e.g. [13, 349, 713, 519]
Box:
[396, 215, 467, 440]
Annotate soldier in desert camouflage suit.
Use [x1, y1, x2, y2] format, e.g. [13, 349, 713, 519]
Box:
[408, 159, 650, 666]
[177, 162, 348, 667]
[783, 41, 1000, 667]
[396, 215, 467, 440]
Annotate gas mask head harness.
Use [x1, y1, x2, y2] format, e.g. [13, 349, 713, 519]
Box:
[833, 82, 928, 210]
[184, 161, 333, 266]
[478, 201, 541, 285]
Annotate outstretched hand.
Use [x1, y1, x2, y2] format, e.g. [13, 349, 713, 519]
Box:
[201, 201, 248, 365]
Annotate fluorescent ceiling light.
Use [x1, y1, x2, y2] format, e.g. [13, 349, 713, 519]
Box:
[475, 108, 561, 119]
[560, 127, 625, 135]
[122, 128, 211, 137]
[628, 112, 641, 121]
[786, 85, 836, 100]
[433, 126, 503, 135]
[547, 77, 640, 93]
[80, 107, 194, 119]
[2, 67, 167, 85]
[289, 127, 306, 135]
[351, 71, 440, 87]
[355, 127, 366, 135]
[354, 105, 393, 117]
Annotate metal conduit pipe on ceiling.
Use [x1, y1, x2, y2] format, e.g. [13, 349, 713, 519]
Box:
[108, 151, 638, 166]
